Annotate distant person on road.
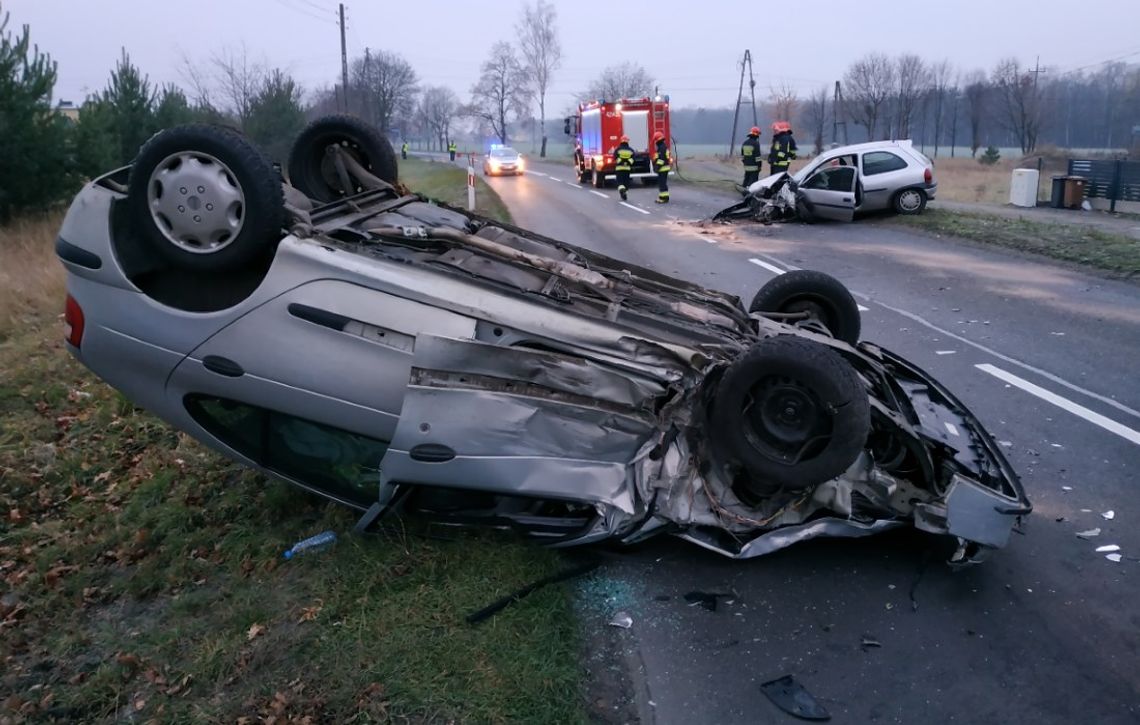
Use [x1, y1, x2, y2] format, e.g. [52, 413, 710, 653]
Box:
[448, 141, 457, 161]
[741, 126, 763, 188]
[613, 135, 635, 201]
[401, 141, 408, 160]
[769, 121, 797, 175]
[652, 131, 671, 204]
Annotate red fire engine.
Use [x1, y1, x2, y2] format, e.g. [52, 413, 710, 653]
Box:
[563, 95, 672, 188]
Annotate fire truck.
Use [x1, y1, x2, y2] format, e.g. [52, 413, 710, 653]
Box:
[563, 95, 672, 188]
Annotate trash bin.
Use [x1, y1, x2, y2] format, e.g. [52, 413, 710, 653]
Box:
[1050, 176, 1066, 208]
[1063, 176, 1087, 209]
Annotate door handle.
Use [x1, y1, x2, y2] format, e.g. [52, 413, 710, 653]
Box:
[410, 443, 456, 463]
[843, 197, 852, 202]
[202, 355, 244, 377]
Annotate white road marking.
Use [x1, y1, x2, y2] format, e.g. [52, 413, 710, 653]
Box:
[748, 258, 786, 275]
[870, 303, 1140, 422]
[562, 180, 577, 186]
[976, 364, 1140, 446]
[530, 171, 546, 177]
[590, 190, 608, 198]
[620, 202, 650, 215]
[935, 350, 957, 355]
[944, 422, 961, 437]
[857, 304, 870, 312]
[694, 234, 717, 244]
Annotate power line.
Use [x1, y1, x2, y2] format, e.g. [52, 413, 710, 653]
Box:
[269, 0, 334, 23]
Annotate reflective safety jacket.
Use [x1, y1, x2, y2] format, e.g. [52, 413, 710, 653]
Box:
[653, 140, 671, 172]
[448, 142, 457, 152]
[769, 133, 798, 168]
[741, 135, 762, 171]
[612, 142, 634, 171]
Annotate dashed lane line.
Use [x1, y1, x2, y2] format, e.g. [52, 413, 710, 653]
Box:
[620, 202, 651, 215]
[977, 364, 1140, 446]
[589, 190, 608, 198]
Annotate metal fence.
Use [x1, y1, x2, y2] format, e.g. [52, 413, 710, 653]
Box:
[1067, 159, 1140, 211]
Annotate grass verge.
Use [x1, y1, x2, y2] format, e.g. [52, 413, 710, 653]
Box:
[399, 157, 513, 224]
[885, 208, 1140, 277]
[0, 166, 586, 722]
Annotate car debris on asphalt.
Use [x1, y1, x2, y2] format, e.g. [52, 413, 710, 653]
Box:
[760, 675, 831, 721]
[608, 611, 633, 629]
[1076, 528, 1102, 539]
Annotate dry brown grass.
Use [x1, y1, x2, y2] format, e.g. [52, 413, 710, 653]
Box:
[0, 210, 66, 340]
[932, 156, 1067, 204]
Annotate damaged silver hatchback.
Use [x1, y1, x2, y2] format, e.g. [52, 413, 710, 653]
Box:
[56, 117, 1028, 564]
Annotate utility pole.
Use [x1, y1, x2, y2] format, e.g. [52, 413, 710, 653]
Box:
[1030, 55, 1046, 89]
[833, 81, 848, 146]
[727, 50, 758, 157]
[339, 3, 349, 112]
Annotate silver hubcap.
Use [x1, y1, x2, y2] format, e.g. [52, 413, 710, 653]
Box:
[898, 190, 922, 212]
[147, 151, 245, 253]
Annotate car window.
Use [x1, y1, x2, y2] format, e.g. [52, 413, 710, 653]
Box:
[862, 151, 908, 176]
[490, 148, 516, 157]
[803, 165, 855, 191]
[185, 395, 387, 507]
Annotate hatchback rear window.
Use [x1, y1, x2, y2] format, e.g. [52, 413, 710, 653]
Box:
[862, 151, 908, 176]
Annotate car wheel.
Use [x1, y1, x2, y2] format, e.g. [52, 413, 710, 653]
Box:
[287, 115, 398, 203]
[749, 270, 862, 345]
[893, 188, 927, 215]
[711, 336, 870, 494]
[794, 197, 815, 223]
[592, 166, 606, 188]
[127, 124, 284, 273]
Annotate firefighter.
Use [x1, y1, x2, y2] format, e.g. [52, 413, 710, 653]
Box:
[741, 126, 763, 187]
[401, 141, 408, 160]
[768, 121, 798, 175]
[613, 135, 634, 201]
[652, 131, 670, 204]
[448, 140, 457, 161]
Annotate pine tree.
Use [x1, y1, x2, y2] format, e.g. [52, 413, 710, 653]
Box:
[245, 69, 305, 164]
[0, 2, 73, 219]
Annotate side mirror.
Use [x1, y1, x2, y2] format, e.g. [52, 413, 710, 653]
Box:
[563, 117, 571, 135]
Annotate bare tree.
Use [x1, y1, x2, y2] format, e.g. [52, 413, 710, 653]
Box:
[927, 60, 954, 157]
[418, 85, 459, 150]
[844, 53, 895, 140]
[351, 49, 418, 134]
[516, 0, 562, 157]
[894, 54, 928, 138]
[469, 42, 531, 144]
[769, 82, 799, 122]
[212, 45, 265, 130]
[963, 70, 988, 157]
[582, 62, 654, 101]
[946, 73, 961, 157]
[800, 85, 829, 154]
[991, 57, 1041, 154]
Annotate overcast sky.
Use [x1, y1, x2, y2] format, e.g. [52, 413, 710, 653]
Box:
[6, 0, 1139, 112]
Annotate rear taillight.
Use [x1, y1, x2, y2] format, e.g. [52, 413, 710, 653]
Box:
[64, 294, 85, 348]
[924, 167, 933, 184]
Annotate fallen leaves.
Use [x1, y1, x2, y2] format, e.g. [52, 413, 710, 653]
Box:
[298, 600, 323, 623]
[247, 623, 267, 641]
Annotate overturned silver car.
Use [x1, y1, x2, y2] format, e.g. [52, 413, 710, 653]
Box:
[55, 117, 1026, 563]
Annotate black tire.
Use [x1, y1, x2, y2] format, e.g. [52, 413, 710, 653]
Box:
[749, 270, 861, 345]
[287, 114, 398, 202]
[711, 336, 870, 493]
[892, 188, 927, 215]
[592, 166, 606, 188]
[794, 197, 815, 223]
[126, 124, 285, 273]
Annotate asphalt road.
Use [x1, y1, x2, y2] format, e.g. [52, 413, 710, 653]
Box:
[450, 154, 1140, 724]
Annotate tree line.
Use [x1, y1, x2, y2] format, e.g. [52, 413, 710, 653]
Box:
[688, 53, 1140, 158]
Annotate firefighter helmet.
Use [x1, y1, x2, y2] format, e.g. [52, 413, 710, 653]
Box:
[653, 131, 665, 142]
[772, 121, 792, 134]
[749, 126, 761, 136]
[619, 135, 630, 143]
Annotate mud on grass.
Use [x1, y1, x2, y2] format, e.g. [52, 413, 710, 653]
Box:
[884, 208, 1140, 278]
[0, 325, 584, 723]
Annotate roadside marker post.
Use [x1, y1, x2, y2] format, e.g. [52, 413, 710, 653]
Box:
[467, 153, 476, 211]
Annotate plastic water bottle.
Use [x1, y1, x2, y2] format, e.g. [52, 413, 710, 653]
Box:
[283, 530, 337, 559]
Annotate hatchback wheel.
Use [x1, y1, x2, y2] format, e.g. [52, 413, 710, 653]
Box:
[893, 188, 927, 215]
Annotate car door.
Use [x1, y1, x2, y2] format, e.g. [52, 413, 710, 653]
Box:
[164, 278, 477, 506]
[797, 165, 857, 221]
[859, 150, 912, 210]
